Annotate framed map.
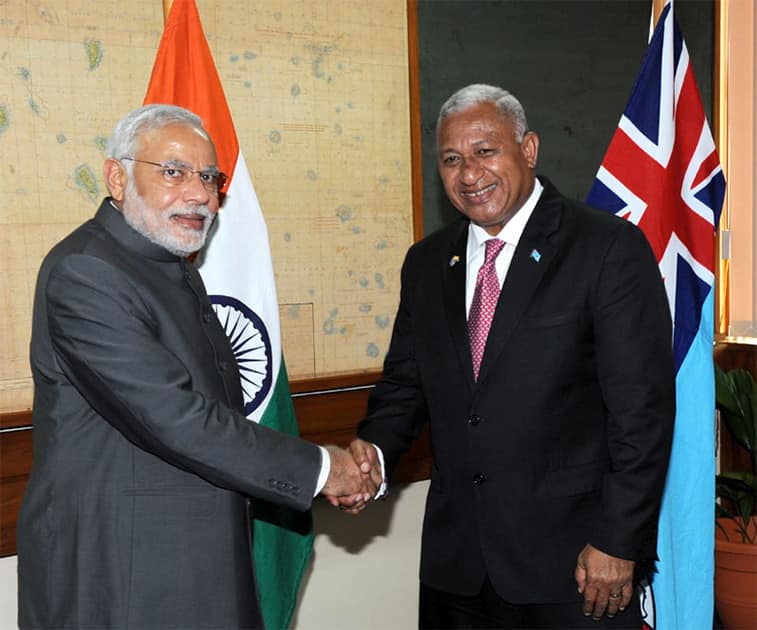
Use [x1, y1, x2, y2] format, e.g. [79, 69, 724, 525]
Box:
[0, 0, 415, 412]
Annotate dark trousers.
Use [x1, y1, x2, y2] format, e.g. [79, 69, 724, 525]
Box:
[419, 577, 643, 630]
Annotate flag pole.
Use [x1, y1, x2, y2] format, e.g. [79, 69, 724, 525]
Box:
[715, 0, 730, 337]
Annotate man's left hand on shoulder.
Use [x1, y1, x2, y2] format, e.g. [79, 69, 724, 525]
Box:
[575, 543, 635, 620]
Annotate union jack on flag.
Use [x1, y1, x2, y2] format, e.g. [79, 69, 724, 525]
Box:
[586, 3, 725, 629]
[587, 3, 725, 370]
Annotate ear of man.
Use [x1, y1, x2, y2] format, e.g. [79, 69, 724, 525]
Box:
[521, 130, 540, 169]
[103, 158, 128, 203]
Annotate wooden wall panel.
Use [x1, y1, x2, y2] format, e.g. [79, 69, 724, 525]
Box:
[293, 380, 432, 483]
[714, 341, 757, 475]
[0, 428, 33, 557]
[0, 380, 431, 557]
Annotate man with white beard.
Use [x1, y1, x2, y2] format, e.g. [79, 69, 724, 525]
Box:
[17, 104, 377, 629]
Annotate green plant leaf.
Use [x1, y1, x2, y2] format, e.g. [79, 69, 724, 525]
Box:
[714, 365, 757, 543]
[715, 365, 757, 454]
[717, 475, 755, 527]
[718, 471, 755, 486]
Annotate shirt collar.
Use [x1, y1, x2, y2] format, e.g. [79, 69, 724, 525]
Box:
[96, 198, 182, 262]
[468, 178, 544, 252]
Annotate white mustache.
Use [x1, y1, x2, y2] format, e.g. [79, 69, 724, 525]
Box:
[169, 206, 214, 221]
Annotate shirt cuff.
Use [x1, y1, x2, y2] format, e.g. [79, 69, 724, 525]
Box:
[372, 443, 388, 499]
[314, 445, 331, 496]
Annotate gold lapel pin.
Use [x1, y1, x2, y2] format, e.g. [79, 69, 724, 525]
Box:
[449, 255, 460, 267]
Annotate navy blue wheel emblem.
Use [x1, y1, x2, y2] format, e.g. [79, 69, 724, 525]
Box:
[209, 295, 272, 416]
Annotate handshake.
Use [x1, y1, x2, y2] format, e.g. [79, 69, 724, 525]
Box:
[320, 438, 383, 515]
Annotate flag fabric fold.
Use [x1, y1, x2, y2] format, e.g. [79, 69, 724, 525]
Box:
[586, 3, 725, 629]
[143, 2, 313, 628]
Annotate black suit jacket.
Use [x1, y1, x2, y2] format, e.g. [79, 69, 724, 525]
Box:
[18, 200, 321, 629]
[358, 178, 675, 603]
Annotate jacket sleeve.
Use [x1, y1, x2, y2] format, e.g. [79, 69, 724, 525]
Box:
[588, 220, 675, 562]
[44, 253, 321, 510]
[358, 245, 429, 479]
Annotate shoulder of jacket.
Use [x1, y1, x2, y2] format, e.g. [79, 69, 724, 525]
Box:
[408, 216, 467, 255]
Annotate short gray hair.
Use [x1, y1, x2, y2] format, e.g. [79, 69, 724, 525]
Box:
[105, 104, 212, 172]
[436, 84, 529, 142]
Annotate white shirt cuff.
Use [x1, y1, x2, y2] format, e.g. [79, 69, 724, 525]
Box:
[372, 443, 388, 499]
[314, 445, 331, 496]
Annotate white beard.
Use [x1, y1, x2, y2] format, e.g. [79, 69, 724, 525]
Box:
[121, 180, 215, 257]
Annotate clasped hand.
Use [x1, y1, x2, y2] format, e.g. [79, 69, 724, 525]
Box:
[321, 439, 382, 514]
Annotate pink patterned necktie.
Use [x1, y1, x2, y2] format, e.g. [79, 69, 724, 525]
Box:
[468, 238, 505, 381]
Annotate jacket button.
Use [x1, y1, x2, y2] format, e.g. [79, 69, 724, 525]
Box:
[202, 311, 212, 323]
[218, 361, 228, 372]
[468, 414, 481, 426]
[473, 473, 486, 486]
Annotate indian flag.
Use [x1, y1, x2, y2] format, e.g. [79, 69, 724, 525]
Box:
[143, 1, 313, 628]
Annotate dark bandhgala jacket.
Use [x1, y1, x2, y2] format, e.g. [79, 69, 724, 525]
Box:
[359, 177, 675, 604]
[17, 200, 321, 629]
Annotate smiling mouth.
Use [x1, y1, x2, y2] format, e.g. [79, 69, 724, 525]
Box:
[171, 214, 207, 231]
[461, 183, 496, 198]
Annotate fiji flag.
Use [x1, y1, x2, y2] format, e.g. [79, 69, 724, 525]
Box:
[586, 3, 725, 629]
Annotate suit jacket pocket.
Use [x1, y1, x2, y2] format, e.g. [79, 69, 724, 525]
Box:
[523, 310, 581, 329]
[121, 485, 219, 519]
[543, 462, 607, 498]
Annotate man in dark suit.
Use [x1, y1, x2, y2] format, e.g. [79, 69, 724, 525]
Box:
[350, 84, 675, 628]
[17, 104, 376, 629]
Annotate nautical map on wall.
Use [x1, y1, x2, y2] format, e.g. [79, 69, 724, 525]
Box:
[0, 0, 414, 412]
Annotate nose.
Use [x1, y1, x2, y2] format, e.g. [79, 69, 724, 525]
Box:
[182, 171, 217, 210]
[460, 156, 484, 185]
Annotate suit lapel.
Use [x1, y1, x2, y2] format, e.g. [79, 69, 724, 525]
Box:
[441, 220, 476, 390]
[477, 180, 563, 385]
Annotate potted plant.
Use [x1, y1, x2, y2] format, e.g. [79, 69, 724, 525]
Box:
[714, 364, 757, 629]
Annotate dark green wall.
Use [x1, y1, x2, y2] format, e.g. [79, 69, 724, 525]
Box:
[418, 0, 715, 235]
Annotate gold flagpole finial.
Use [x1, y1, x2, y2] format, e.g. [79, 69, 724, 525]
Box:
[652, 0, 667, 28]
[162, 0, 173, 23]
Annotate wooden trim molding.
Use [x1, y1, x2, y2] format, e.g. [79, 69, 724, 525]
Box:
[290, 370, 381, 394]
[407, 0, 425, 242]
[714, 0, 730, 336]
[0, 410, 32, 431]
